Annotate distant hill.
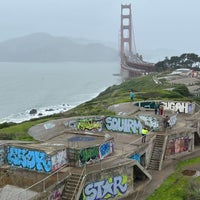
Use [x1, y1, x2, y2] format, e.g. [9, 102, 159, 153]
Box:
[0, 33, 118, 62]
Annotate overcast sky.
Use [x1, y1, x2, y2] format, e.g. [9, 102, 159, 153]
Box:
[0, 0, 200, 59]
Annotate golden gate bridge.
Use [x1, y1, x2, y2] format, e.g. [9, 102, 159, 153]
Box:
[120, 4, 155, 79]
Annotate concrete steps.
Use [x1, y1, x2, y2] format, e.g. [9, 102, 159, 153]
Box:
[61, 173, 83, 200]
[148, 134, 166, 170]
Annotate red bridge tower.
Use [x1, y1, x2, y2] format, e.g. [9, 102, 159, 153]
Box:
[120, 4, 155, 79]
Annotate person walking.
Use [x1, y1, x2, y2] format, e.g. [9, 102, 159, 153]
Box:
[159, 104, 164, 115]
[130, 90, 134, 102]
[163, 115, 170, 129]
[154, 102, 158, 115]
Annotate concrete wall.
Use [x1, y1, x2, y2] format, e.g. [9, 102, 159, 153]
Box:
[165, 132, 194, 159]
[135, 101, 195, 114]
[129, 139, 154, 168]
[0, 145, 5, 166]
[0, 169, 49, 188]
[65, 116, 103, 132]
[104, 116, 143, 134]
[81, 163, 134, 200]
[69, 139, 114, 167]
[5, 146, 68, 173]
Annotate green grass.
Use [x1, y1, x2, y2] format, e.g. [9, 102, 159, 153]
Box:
[0, 117, 57, 140]
[147, 157, 200, 200]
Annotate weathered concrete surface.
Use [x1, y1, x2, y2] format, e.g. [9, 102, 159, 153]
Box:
[0, 185, 38, 200]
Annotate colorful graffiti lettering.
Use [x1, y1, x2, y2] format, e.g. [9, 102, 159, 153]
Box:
[165, 137, 190, 157]
[48, 189, 62, 200]
[137, 115, 158, 130]
[77, 118, 102, 132]
[129, 153, 140, 163]
[48, 188, 62, 200]
[51, 149, 67, 171]
[99, 142, 113, 159]
[83, 175, 128, 200]
[105, 116, 143, 134]
[7, 146, 51, 172]
[79, 146, 99, 165]
[169, 114, 178, 127]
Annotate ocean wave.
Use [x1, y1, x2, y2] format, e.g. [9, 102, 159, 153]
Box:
[0, 104, 74, 124]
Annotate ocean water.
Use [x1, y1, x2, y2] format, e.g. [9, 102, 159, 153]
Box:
[0, 61, 121, 123]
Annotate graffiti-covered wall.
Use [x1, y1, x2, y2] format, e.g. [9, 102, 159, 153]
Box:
[137, 115, 159, 130]
[105, 116, 143, 134]
[162, 101, 193, 113]
[48, 187, 63, 200]
[65, 117, 103, 132]
[0, 146, 5, 166]
[168, 114, 178, 127]
[129, 139, 154, 168]
[51, 149, 67, 171]
[82, 175, 128, 200]
[81, 163, 134, 200]
[6, 146, 67, 173]
[79, 141, 114, 166]
[134, 101, 194, 114]
[165, 133, 194, 159]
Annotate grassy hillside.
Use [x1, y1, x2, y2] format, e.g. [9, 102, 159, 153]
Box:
[0, 74, 197, 140]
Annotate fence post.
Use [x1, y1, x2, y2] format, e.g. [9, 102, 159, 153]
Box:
[43, 180, 46, 192]
[57, 171, 59, 183]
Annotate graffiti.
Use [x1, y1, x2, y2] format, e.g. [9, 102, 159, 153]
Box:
[48, 188, 62, 200]
[83, 175, 128, 200]
[129, 153, 140, 163]
[0, 146, 5, 166]
[105, 116, 143, 134]
[169, 114, 177, 127]
[165, 137, 190, 157]
[99, 142, 113, 159]
[65, 118, 103, 132]
[137, 115, 158, 130]
[51, 149, 67, 171]
[134, 101, 155, 109]
[79, 141, 113, 165]
[66, 120, 76, 129]
[162, 102, 192, 113]
[44, 122, 55, 130]
[7, 146, 51, 172]
[80, 146, 99, 165]
[77, 118, 102, 132]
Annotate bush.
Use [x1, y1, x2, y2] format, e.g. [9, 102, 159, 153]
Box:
[172, 85, 190, 97]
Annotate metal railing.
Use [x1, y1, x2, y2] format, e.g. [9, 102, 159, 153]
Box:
[71, 166, 86, 200]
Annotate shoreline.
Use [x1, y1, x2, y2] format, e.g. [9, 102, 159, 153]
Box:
[0, 103, 75, 124]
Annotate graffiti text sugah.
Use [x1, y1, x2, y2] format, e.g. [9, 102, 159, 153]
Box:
[163, 102, 192, 113]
